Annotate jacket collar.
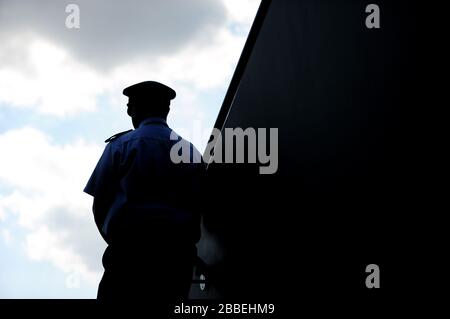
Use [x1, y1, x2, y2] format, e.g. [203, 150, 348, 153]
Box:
[139, 117, 168, 128]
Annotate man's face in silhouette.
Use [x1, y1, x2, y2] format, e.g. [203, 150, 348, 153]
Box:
[127, 97, 142, 128]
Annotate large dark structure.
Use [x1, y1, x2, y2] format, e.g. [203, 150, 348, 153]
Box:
[194, 0, 421, 311]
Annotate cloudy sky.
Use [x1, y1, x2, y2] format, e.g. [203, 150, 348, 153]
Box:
[0, 0, 259, 298]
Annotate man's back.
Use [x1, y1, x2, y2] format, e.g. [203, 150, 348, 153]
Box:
[85, 117, 203, 243]
[84, 116, 204, 304]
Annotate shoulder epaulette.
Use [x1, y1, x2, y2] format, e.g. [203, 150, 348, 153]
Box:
[104, 129, 133, 143]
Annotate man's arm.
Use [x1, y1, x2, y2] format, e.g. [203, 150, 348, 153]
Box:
[92, 195, 112, 243]
[84, 143, 118, 243]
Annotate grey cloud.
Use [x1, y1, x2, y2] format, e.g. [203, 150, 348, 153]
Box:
[0, 0, 227, 70]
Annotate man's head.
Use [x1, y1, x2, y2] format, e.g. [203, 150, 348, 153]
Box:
[123, 81, 176, 128]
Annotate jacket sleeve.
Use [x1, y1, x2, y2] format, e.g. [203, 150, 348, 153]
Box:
[84, 143, 118, 241]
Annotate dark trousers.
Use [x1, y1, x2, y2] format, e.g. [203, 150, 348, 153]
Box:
[97, 242, 196, 312]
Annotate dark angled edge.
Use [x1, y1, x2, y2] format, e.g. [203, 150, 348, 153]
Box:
[203, 0, 272, 158]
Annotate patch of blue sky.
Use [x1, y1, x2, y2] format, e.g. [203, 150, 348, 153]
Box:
[228, 22, 253, 37]
[0, 182, 14, 195]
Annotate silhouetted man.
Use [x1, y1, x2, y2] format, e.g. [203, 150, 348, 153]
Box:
[84, 81, 204, 310]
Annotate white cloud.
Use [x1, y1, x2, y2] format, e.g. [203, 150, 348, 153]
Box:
[0, 38, 106, 116]
[0, 0, 227, 70]
[0, 127, 106, 286]
[0, 0, 261, 118]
